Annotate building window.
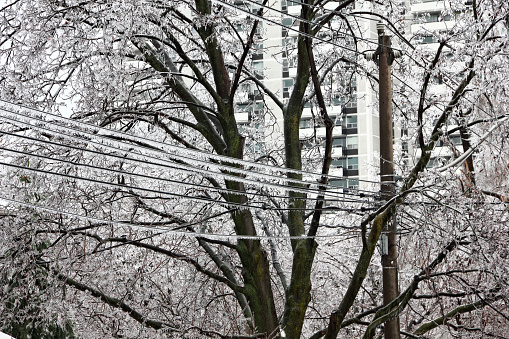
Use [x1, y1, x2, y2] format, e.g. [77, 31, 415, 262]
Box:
[346, 136, 358, 149]
[283, 78, 294, 98]
[253, 61, 263, 78]
[419, 35, 439, 44]
[299, 118, 313, 129]
[331, 158, 346, 168]
[426, 156, 450, 168]
[282, 17, 293, 26]
[450, 135, 462, 145]
[333, 95, 357, 108]
[282, 37, 297, 49]
[282, 59, 289, 77]
[402, 142, 409, 152]
[281, 0, 287, 12]
[253, 43, 263, 59]
[331, 115, 341, 126]
[332, 138, 346, 148]
[415, 11, 452, 23]
[346, 115, 357, 128]
[330, 179, 347, 188]
[282, 58, 295, 77]
[345, 99, 357, 108]
[347, 157, 358, 170]
[251, 2, 261, 13]
[348, 179, 359, 189]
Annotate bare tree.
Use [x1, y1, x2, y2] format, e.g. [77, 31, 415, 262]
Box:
[0, 0, 508, 338]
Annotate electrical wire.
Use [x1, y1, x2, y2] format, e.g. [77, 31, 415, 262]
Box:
[0, 160, 380, 212]
[0, 195, 364, 240]
[0, 112, 380, 204]
[0, 99, 386, 189]
[0, 111, 347, 198]
[0, 99, 310, 181]
[0, 100, 377, 189]
[0, 141, 374, 205]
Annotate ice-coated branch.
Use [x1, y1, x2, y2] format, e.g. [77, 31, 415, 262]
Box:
[417, 41, 446, 151]
[310, 306, 381, 339]
[360, 238, 466, 338]
[54, 270, 180, 332]
[130, 38, 227, 153]
[305, 18, 334, 240]
[229, 0, 269, 103]
[310, 0, 356, 35]
[195, 237, 254, 329]
[412, 296, 503, 336]
[256, 211, 289, 293]
[245, 71, 284, 110]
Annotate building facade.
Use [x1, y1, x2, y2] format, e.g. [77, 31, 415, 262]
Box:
[235, 0, 466, 192]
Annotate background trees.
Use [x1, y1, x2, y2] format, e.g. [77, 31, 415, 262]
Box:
[0, 0, 508, 338]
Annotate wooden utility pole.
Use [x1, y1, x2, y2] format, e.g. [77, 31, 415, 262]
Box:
[368, 22, 401, 339]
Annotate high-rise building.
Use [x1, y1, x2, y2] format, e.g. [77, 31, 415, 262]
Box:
[407, 0, 469, 167]
[235, 0, 466, 192]
[234, 0, 380, 192]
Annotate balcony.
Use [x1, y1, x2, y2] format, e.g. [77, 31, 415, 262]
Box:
[343, 148, 358, 156]
[342, 127, 358, 135]
[288, 67, 297, 78]
[288, 4, 300, 15]
[235, 112, 249, 124]
[331, 146, 343, 158]
[299, 126, 340, 139]
[329, 166, 343, 177]
[343, 169, 359, 176]
[410, 1, 446, 14]
[411, 21, 454, 35]
[248, 93, 263, 101]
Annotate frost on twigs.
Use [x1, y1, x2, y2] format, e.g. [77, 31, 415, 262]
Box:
[0, 0, 508, 338]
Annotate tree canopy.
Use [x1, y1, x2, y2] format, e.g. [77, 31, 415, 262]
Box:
[0, 0, 508, 338]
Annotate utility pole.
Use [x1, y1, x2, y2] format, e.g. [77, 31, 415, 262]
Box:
[367, 22, 401, 339]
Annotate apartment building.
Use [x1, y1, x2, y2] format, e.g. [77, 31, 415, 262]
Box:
[408, 0, 470, 168]
[235, 0, 381, 192]
[235, 0, 466, 192]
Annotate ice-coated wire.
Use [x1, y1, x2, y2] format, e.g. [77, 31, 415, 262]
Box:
[0, 141, 373, 205]
[0, 160, 379, 212]
[0, 195, 361, 240]
[0, 112, 379, 202]
[0, 100, 385, 192]
[0, 100, 334, 182]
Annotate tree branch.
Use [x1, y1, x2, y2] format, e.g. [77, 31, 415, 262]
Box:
[54, 270, 180, 332]
[413, 296, 503, 336]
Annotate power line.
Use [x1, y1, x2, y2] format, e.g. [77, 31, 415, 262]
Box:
[0, 100, 385, 191]
[0, 112, 378, 202]
[0, 99, 313, 182]
[1, 160, 379, 212]
[0, 110, 347, 198]
[0, 195, 363, 240]
[0, 141, 373, 205]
